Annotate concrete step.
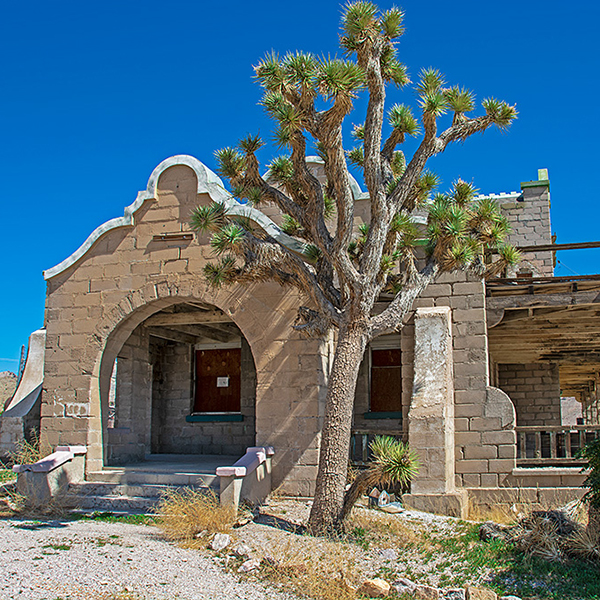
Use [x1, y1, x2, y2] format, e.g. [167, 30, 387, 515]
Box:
[86, 470, 219, 487]
[67, 492, 161, 512]
[68, 480, 219, 512]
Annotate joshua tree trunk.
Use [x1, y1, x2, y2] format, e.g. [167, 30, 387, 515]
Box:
[308, 323, 368, 534]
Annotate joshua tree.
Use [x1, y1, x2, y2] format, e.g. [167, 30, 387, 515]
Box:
[191, 1, 518, 534]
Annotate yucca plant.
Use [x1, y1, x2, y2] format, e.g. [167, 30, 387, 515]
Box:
[339, 436, 419, 526]
[190, 1, 517, 535]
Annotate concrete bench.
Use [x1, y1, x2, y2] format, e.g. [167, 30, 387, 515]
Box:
[216, 446, 274, 510]
[13, 445, 87, 504]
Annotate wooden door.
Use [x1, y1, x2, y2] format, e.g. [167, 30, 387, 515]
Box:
[194, 348, 241, 413]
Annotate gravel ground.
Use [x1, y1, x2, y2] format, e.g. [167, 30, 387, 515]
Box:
[0, 518, 298, 600]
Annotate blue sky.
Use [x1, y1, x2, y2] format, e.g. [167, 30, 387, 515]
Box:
[1, 0, 599, 373]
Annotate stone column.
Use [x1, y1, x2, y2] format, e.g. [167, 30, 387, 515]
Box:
[402, 306, 467, 517]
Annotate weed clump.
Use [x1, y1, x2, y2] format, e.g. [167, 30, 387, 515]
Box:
[154, 488, 235, 544]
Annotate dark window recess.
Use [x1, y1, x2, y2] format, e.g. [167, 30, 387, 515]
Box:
[370, 348, 402, 413]
[194, 348, 241, 413]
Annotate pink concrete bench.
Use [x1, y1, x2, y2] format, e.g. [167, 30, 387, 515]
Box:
[13, 445, 87, 474]
[216, 446, 275, 510]
[13, 445, 87, 505]
[216, 446, 274, 478]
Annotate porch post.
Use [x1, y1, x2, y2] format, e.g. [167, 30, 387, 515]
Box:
[402, 306, 468, 517]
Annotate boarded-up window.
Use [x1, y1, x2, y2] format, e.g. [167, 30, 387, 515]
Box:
[194, 348, 241, 413]
[370, 348, 401, 413]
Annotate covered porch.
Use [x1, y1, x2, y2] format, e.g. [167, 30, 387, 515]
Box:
[487, 273, 600, 469]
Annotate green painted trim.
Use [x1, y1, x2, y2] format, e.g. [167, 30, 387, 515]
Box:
[186, 413, 244, 423]
[363, 411, 403, 420]
[521, 179, 550, 189]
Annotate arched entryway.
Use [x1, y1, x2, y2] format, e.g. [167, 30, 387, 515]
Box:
[101, 300, 257, 466]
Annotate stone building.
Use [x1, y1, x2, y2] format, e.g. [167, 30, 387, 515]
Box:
[6, 155, 600, 515]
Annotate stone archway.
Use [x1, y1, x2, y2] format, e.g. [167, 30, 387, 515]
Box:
[102, 299, 257, 465]
[86, 278, 268, 472]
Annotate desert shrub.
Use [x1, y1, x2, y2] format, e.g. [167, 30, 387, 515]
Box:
[154, 488, 235, 544]
[340, 436, 419, 525]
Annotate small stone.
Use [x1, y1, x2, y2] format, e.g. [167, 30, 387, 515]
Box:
[233, 542, 252, 557]
[381, 502, 404, 514]
[238, 558, 261, 572]
[195, 530, 208, 539]
[466, 587, 497, 600]
[233, 518, 252, 528]
[210, 533, 231, 551]
[445, 590, 466, 600]
[358, 578, 391, 597]
[499, 596, 522, 600]
[393, 578, 416, 595]
[379, 548, 398, 561]
[414, 584, 441, 599]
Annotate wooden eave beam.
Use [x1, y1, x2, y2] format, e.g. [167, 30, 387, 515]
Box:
[145, 311, 234, 326]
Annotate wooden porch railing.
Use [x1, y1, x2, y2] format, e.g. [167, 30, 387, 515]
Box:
[350, 429, 406, 465]
[516, 425, 600, 466]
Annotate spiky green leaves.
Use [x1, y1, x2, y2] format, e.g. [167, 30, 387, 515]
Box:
[215, 148, 245, 181]
[304, 244, 322, 263]
[204, 256, 238, 288]
[351, 123, 365, 141]
[256, 52, 364, 103]
[210, 223, 246, 256]
[426, 180, 518, 273]
[444, 86, 475, 115]
[340, 1, 380, 52]
[340, 2, 405, 49]
[267, 156, 294, 185]
[239, 133, 264, 154]
[380, 7, 405, 39]
[190, 202, 228, 233]
[316, 58, 365, 99]
[281, 214, 303, 237]
[388, 104, 419, 136]
[347, 146, 365, 168]
[417, 67, 448, 117]
[483, 98, 517, 130]
[497, 244, 521, 267]
[368, 436, 420, 487]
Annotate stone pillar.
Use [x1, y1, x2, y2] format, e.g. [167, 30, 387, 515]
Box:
[402, 306, 467, 517]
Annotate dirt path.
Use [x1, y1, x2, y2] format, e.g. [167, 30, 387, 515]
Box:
[0, 518, 296, 600]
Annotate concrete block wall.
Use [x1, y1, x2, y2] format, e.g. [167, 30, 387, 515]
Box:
[106, 326, 152, 464]
[497, 363, 560, 426]
[149, 336, 255, 457]
[502, 179, 553, 276]
[41, 160, 328, 491]
[402, 271, 516, 489]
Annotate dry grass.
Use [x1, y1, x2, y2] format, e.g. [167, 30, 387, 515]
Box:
[262, 540, 361, 600]
[0, 488, 77, 518]
[348, 509, 421, 549]
[8, 430, 50, 466]
[154, 488, 236, 546]
[468, 499, 519, 525]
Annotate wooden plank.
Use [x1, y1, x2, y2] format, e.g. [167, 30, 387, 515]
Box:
[148, 326, 198, 345]
[487, 290, 600, 309]
[145, 311, 234, 326]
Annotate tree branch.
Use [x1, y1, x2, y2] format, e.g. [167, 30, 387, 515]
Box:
[369, 260, 438, 338]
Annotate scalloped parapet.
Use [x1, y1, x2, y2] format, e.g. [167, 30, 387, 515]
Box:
[43, 155, 313, 280]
